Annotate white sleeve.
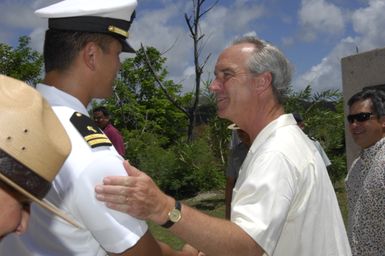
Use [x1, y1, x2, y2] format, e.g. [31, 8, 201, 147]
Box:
[71, 153, 148, 253]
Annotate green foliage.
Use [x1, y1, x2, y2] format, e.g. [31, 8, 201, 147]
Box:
[122, 130, 169, 165]
[122, 130, 188, 196]
[170, 135, 225, 197]
[123, 130, 224, 199]
[200, 80, 232, 165]
[207, 115, 231, 165]
[285, 85, 347, 187]
[101, 46, 189, 145]
[0, 36, 43, 84]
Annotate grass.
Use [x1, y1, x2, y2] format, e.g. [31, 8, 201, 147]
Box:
[149, 191, 226, 250]
[151, 180, 349, 250]
[334, 179, 349, 226]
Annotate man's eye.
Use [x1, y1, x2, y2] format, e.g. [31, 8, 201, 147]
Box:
[223, 73, 232, 79]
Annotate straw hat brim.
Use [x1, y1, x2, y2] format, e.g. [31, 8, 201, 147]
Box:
[0, 172, 82, 228]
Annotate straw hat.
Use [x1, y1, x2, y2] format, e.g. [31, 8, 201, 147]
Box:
[0, 75, 79, 228]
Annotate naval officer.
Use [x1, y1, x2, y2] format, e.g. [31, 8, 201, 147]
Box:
[0, 1, 190, 255]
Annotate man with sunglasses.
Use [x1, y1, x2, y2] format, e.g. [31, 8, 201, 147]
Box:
[345, 88, 385, 255]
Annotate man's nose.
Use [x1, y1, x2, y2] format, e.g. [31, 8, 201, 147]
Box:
[209, 79, 222, 92]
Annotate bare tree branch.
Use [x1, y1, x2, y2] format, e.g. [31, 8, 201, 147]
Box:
[139, 0, 217, 142]
[182, 0, 217, 141]
[199, 0, 218, 18]
[184, 14, 195, 36]
[201, 53, 211, 70]
[160, 36, 180, 55]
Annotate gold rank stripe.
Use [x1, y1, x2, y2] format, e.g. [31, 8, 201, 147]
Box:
[88, 138, 111, 146]
[108, 25, 128, 38]
[84, 134, 108, 142]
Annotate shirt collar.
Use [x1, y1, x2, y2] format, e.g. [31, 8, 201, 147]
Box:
[250, 113, 297, 153]
[36, 83, 89, 116]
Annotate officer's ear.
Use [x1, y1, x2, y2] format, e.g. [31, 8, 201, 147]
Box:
[82, 42, 100, 71]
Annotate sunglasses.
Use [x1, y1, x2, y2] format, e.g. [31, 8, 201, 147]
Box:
[347, 112, 373, 124]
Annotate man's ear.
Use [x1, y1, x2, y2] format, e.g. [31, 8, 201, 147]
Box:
[254, 71, 272, 93]
[82, 42, 99, 71]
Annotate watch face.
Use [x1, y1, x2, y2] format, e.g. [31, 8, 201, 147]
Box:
[169, 209, 182, 223]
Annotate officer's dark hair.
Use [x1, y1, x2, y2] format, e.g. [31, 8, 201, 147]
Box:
[43, 30, 116, 72]
[348, 88, 385, 118]
[93, 106, 110, 118]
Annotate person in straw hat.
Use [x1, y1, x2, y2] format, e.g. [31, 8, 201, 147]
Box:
[0, 75, 73, 239]
[0, 1, 192, 255]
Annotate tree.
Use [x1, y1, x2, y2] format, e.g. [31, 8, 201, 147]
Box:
[184, 0, 218, 141]
[99, 46, 190, 147]
[0, 36, 43, 85]
[141, 0, 218, 142]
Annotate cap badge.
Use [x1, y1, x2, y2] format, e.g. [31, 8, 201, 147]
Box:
[108, 25, 128, 38]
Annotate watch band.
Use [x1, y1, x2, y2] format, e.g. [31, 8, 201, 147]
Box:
[161, 200, 181, 228]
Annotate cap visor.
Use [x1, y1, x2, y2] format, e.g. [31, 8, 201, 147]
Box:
[0, 173, 82, 229]
[121, 40, 136, 53]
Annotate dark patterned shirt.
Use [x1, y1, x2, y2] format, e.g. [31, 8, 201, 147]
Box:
[346, 137, 385, 256]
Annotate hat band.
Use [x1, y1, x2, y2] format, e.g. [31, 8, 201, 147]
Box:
[49, 16, 131, 39]
[108, 25, 128, 38]
[0, 150, 51, 199]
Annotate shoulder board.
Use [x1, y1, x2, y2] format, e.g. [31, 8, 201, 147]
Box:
[70, 112, 112, 148]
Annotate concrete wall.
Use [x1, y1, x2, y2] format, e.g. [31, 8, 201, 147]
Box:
[341, 47, 385, 168]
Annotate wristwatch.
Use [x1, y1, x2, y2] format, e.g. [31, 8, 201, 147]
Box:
[161, 200, 182, 228]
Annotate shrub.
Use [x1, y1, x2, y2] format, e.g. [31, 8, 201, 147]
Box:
[123, 130, 225, 199]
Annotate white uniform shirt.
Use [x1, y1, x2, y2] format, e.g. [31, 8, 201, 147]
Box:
[231, 114, 351, 256]
[0, 84, 147, 255]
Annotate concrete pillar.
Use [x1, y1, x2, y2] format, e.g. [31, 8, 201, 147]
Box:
[341, 47, 385, 168]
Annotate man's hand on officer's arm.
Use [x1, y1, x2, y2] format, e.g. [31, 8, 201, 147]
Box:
[95, 161, 263, 256]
